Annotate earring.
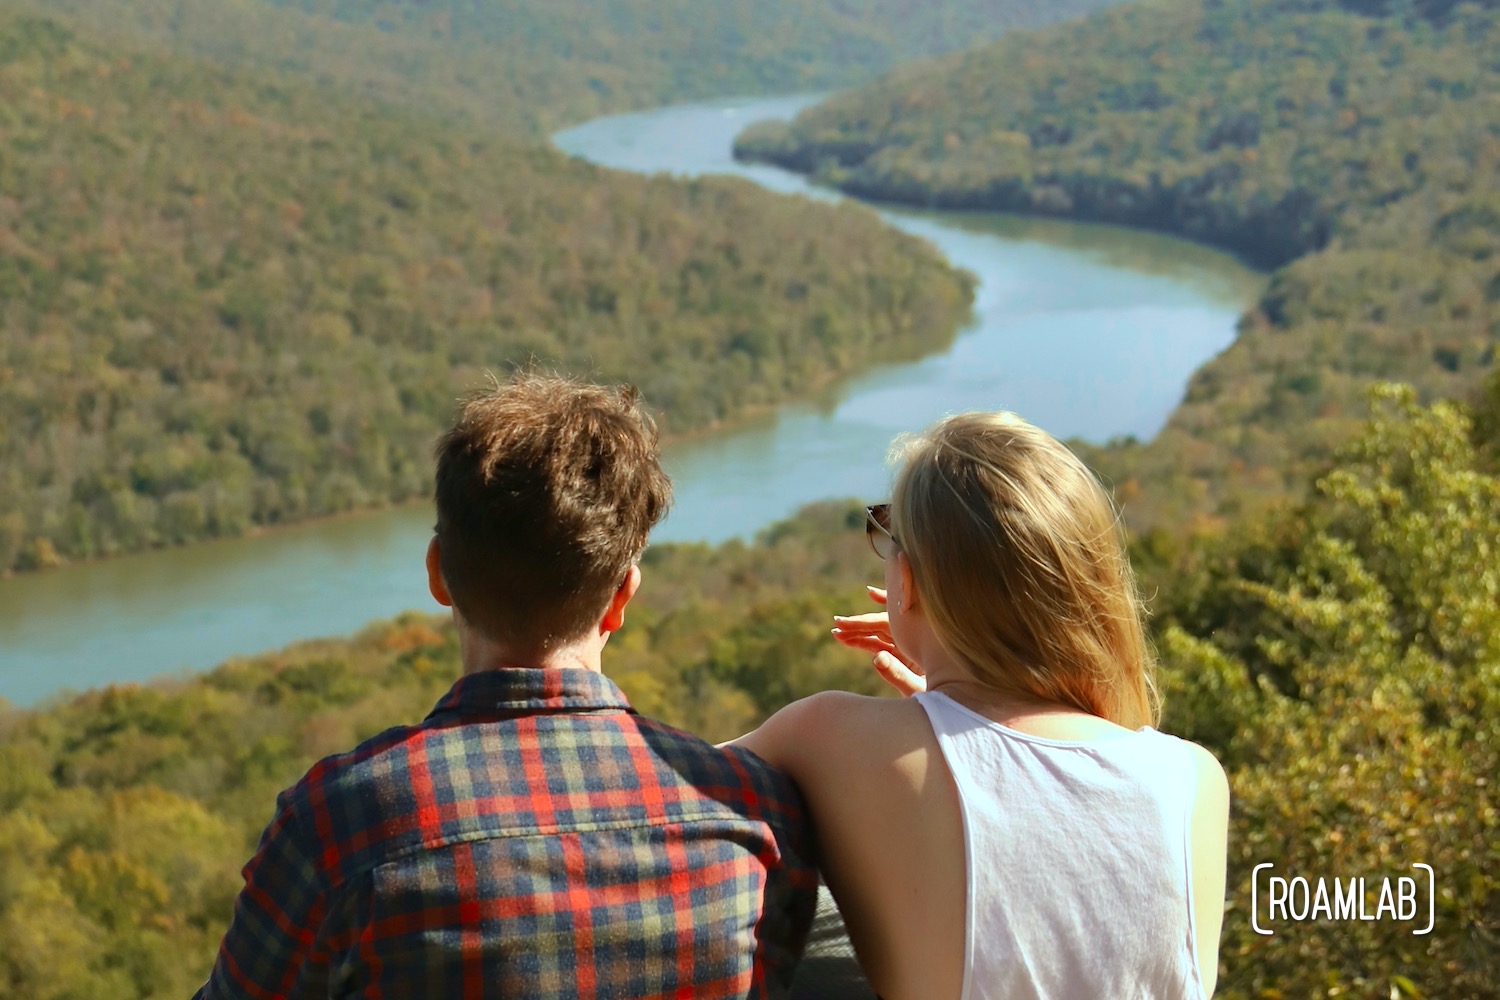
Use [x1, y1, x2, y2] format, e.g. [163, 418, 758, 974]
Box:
[895, 599, 902, 608]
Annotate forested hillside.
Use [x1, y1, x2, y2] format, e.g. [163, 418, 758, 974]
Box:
[1150, 379, 1500, 997]
[737, 0, 1500, 532]
[22, 0, 1128, 136]
[0, 12, 976, 574]
[2, 380, 1497, 997]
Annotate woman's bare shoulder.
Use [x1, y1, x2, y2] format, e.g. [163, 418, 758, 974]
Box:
[1176, 738, 1230, 806]
[731, 691, 931, 779]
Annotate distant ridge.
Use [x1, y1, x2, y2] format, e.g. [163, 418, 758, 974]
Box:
[20, 0, 1133, 136]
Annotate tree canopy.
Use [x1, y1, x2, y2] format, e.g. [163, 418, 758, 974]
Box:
[0, 10, 975, 574]
[1150, 384, 1499, 995]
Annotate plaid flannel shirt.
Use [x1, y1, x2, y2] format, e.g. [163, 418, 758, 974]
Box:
[194, 667, 817, 999]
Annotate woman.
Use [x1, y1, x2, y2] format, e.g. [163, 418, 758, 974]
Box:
[735, 411, 1229, 1000]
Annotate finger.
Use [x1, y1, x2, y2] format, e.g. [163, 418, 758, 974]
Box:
[832, 631, 898, 655]
[833, 627, 892, 646]
[832, 624, 893, 644]
[832, 612, 890, 628]
[832, 624, 893, 639]
[867, 586, 888, 606]
[873, 651, 927, 697]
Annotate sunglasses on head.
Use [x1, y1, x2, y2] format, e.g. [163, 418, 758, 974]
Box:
[865, 503, 898, 560]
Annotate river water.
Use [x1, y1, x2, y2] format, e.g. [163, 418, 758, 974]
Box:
[0, 95, 1262, 706]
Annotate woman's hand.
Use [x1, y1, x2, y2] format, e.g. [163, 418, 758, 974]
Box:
[832, 586, 927, 697]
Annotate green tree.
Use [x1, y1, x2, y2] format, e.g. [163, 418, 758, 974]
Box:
[1158, 386, 1500, 996]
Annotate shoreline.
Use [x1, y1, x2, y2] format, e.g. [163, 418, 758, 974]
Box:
[0, 331, 968, 581]
[743, 156, 1285, 275]
[3, 151, 1270, 583]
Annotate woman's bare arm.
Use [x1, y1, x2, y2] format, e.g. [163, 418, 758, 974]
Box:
[1188, 744, 1231, 997]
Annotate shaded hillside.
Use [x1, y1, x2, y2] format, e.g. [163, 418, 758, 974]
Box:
[0, 13, 974, 574]
[3, 383, 1498, 995]
[22, 0, 1131, 136]
[737, 0, 1500, 532]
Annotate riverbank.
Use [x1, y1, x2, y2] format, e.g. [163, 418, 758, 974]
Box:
[1, 95, 1258, 707]
[0, 331, 977, 584]
[734, 127, 1301, 271]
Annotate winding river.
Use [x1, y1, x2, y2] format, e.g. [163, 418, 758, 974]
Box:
[0, 95, 1263, 707]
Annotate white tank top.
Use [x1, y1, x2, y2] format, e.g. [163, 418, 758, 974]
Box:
[914, 690, 1206, 1000]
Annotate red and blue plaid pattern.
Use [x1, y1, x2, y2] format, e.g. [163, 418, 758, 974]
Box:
[194, 668, 817, 999]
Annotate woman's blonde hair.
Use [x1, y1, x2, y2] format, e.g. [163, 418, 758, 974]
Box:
[889, 411, 1159, 729]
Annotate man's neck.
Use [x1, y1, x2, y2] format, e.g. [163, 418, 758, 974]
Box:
[457, 624, 605, 677]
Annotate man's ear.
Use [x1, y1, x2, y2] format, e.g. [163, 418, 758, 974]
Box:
[601, 564, 642, 635]
[426, 536, 452, 608]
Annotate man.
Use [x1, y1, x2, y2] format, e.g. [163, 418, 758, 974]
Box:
[195, 373, 817, 999]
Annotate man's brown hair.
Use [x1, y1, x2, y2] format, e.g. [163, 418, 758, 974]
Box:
[433, 373, 672, 651]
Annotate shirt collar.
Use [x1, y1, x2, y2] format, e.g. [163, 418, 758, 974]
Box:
[424, 667, 635, 724]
